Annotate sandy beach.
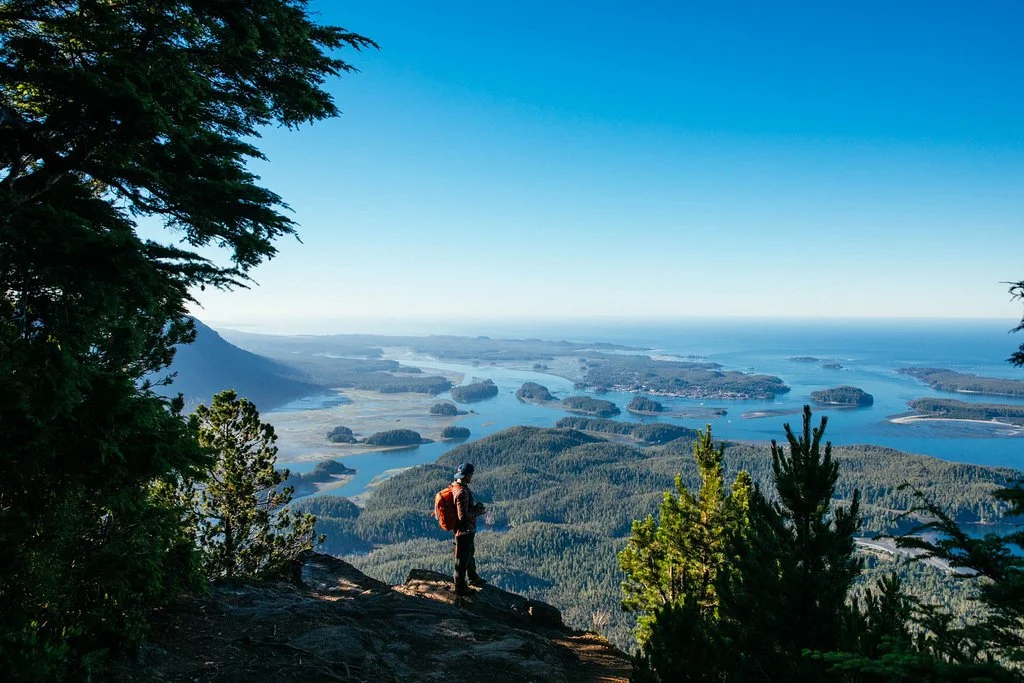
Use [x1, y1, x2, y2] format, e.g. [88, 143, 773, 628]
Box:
[888, 414, 1022, 428]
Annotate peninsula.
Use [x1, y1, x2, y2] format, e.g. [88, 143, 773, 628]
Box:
[896, 398, 1024, 427]
[899, 367, 1024, 399]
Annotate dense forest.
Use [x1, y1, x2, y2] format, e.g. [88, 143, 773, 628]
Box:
[900, 367, 1024, 398]
[577, 354, 790, 399]
[450, 379, 500, 403]
[302, 425, 1022, 650]
[810, 385, 874, 406]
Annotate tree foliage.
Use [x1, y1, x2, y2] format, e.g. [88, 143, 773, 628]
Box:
[620, 427, 751, 677]
[721, 406, 863, 681]
[0, 0, 372, 674]
[192, 391, 319, 580]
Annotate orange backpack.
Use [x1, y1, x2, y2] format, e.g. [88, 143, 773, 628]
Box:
[433, 483, 461, 531]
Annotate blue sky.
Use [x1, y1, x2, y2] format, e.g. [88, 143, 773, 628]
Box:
[186, 1, 1024, 332]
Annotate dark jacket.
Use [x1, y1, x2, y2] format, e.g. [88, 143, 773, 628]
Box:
[453, 482, 479, 536]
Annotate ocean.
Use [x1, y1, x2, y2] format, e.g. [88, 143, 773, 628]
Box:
[273, 317, 1024, 497]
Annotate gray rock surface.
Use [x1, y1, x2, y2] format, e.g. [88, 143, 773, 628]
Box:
[109, 552, 630, 682]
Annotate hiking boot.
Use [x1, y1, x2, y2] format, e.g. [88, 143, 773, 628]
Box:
[468, 575, 487, 587]
[454, 582, 473, 597]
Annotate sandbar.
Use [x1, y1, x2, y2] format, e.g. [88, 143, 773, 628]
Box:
[266, 387, 465, 465]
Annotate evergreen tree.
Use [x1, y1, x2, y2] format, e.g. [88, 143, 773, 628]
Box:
[721, 405, 862, 681]
[193, 390, 320, 580]
[887, 482, 1024, 675]
[620, 427, 751, 680]
[0, 1, 373, 674]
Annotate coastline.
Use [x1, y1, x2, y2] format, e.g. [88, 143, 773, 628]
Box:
[888, 414, 1023, 428]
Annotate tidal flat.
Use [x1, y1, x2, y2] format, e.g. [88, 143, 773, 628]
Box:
[267, 387, 465, 465]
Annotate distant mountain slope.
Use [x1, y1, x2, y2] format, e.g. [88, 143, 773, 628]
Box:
[155, 319, 321, 411]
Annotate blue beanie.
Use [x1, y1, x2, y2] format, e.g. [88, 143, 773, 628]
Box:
[455, 462, 475, 480]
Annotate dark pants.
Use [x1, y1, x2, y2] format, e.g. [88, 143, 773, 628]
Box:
[453, 533, 477, 589]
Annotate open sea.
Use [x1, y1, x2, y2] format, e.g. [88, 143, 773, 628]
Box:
[273, 318, 1024, 497]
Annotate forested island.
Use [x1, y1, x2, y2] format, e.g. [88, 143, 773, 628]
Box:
[823, 363, 843, 370]
[627, 395, 665, 413]
[810, 386, 874, 406]
[576, 353, 789, 399]
[283, 459, 356, 498]
[450, 379, 499, 403]
[556, 417, 696, 444]
[903, 398, 1024, 426]
[899, 367, 1024, 398]
[429, 402, 465, 416]
[318, 425, 1022, 650]
[789, 356, 820, 362]
[561, 396, 620, 417]
[363, 429, 428, 446]
[441, 425, 471, 440]
[515, 382, 555, 402]
[326, 425, 357, 443]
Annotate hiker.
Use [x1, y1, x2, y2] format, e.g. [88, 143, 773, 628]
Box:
[451, 462, 486, 596]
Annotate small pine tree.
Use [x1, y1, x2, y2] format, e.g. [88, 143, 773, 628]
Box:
[722, 405, 862, 681]
[620, 427, 751, 680]
[192, 390, 320, 580]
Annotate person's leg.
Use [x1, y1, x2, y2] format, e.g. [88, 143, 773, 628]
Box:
[466, 534, 486, 586]
[453, 534, 471, 595]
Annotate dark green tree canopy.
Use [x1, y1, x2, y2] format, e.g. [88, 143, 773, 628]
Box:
[0, 2, 373, 675]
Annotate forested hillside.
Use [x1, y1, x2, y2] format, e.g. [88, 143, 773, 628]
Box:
[300, 426, 1020, 649]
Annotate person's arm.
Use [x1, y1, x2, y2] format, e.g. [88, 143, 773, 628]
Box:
[454, 486, 471, 529]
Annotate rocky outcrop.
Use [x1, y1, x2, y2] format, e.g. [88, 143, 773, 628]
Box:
[109, 553, 630, 682]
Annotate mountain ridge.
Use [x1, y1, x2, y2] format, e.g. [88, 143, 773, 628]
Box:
[155, 318, 321, 410]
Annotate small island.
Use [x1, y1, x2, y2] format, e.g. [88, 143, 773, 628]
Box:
[627, 395, 665, 414]
[516, 382, 555, 402]
[789, 356, 820, 363]
[441, 425, 471, 440]
[363, 429, 428, 446]
[450, 379, 499, 403]
[561, 396, 620, 417]
[810, 386, 874, 407]
[898, 367, 1024, 399]
[429, 401, 465, 416]
[283, 459, 356, 498]
[327, 425, 357, 443]
[556, 417, 696, 444]
[822, 363, 843, 370]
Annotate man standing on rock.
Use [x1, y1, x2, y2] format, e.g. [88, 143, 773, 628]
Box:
[452, 462, 487, 596]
